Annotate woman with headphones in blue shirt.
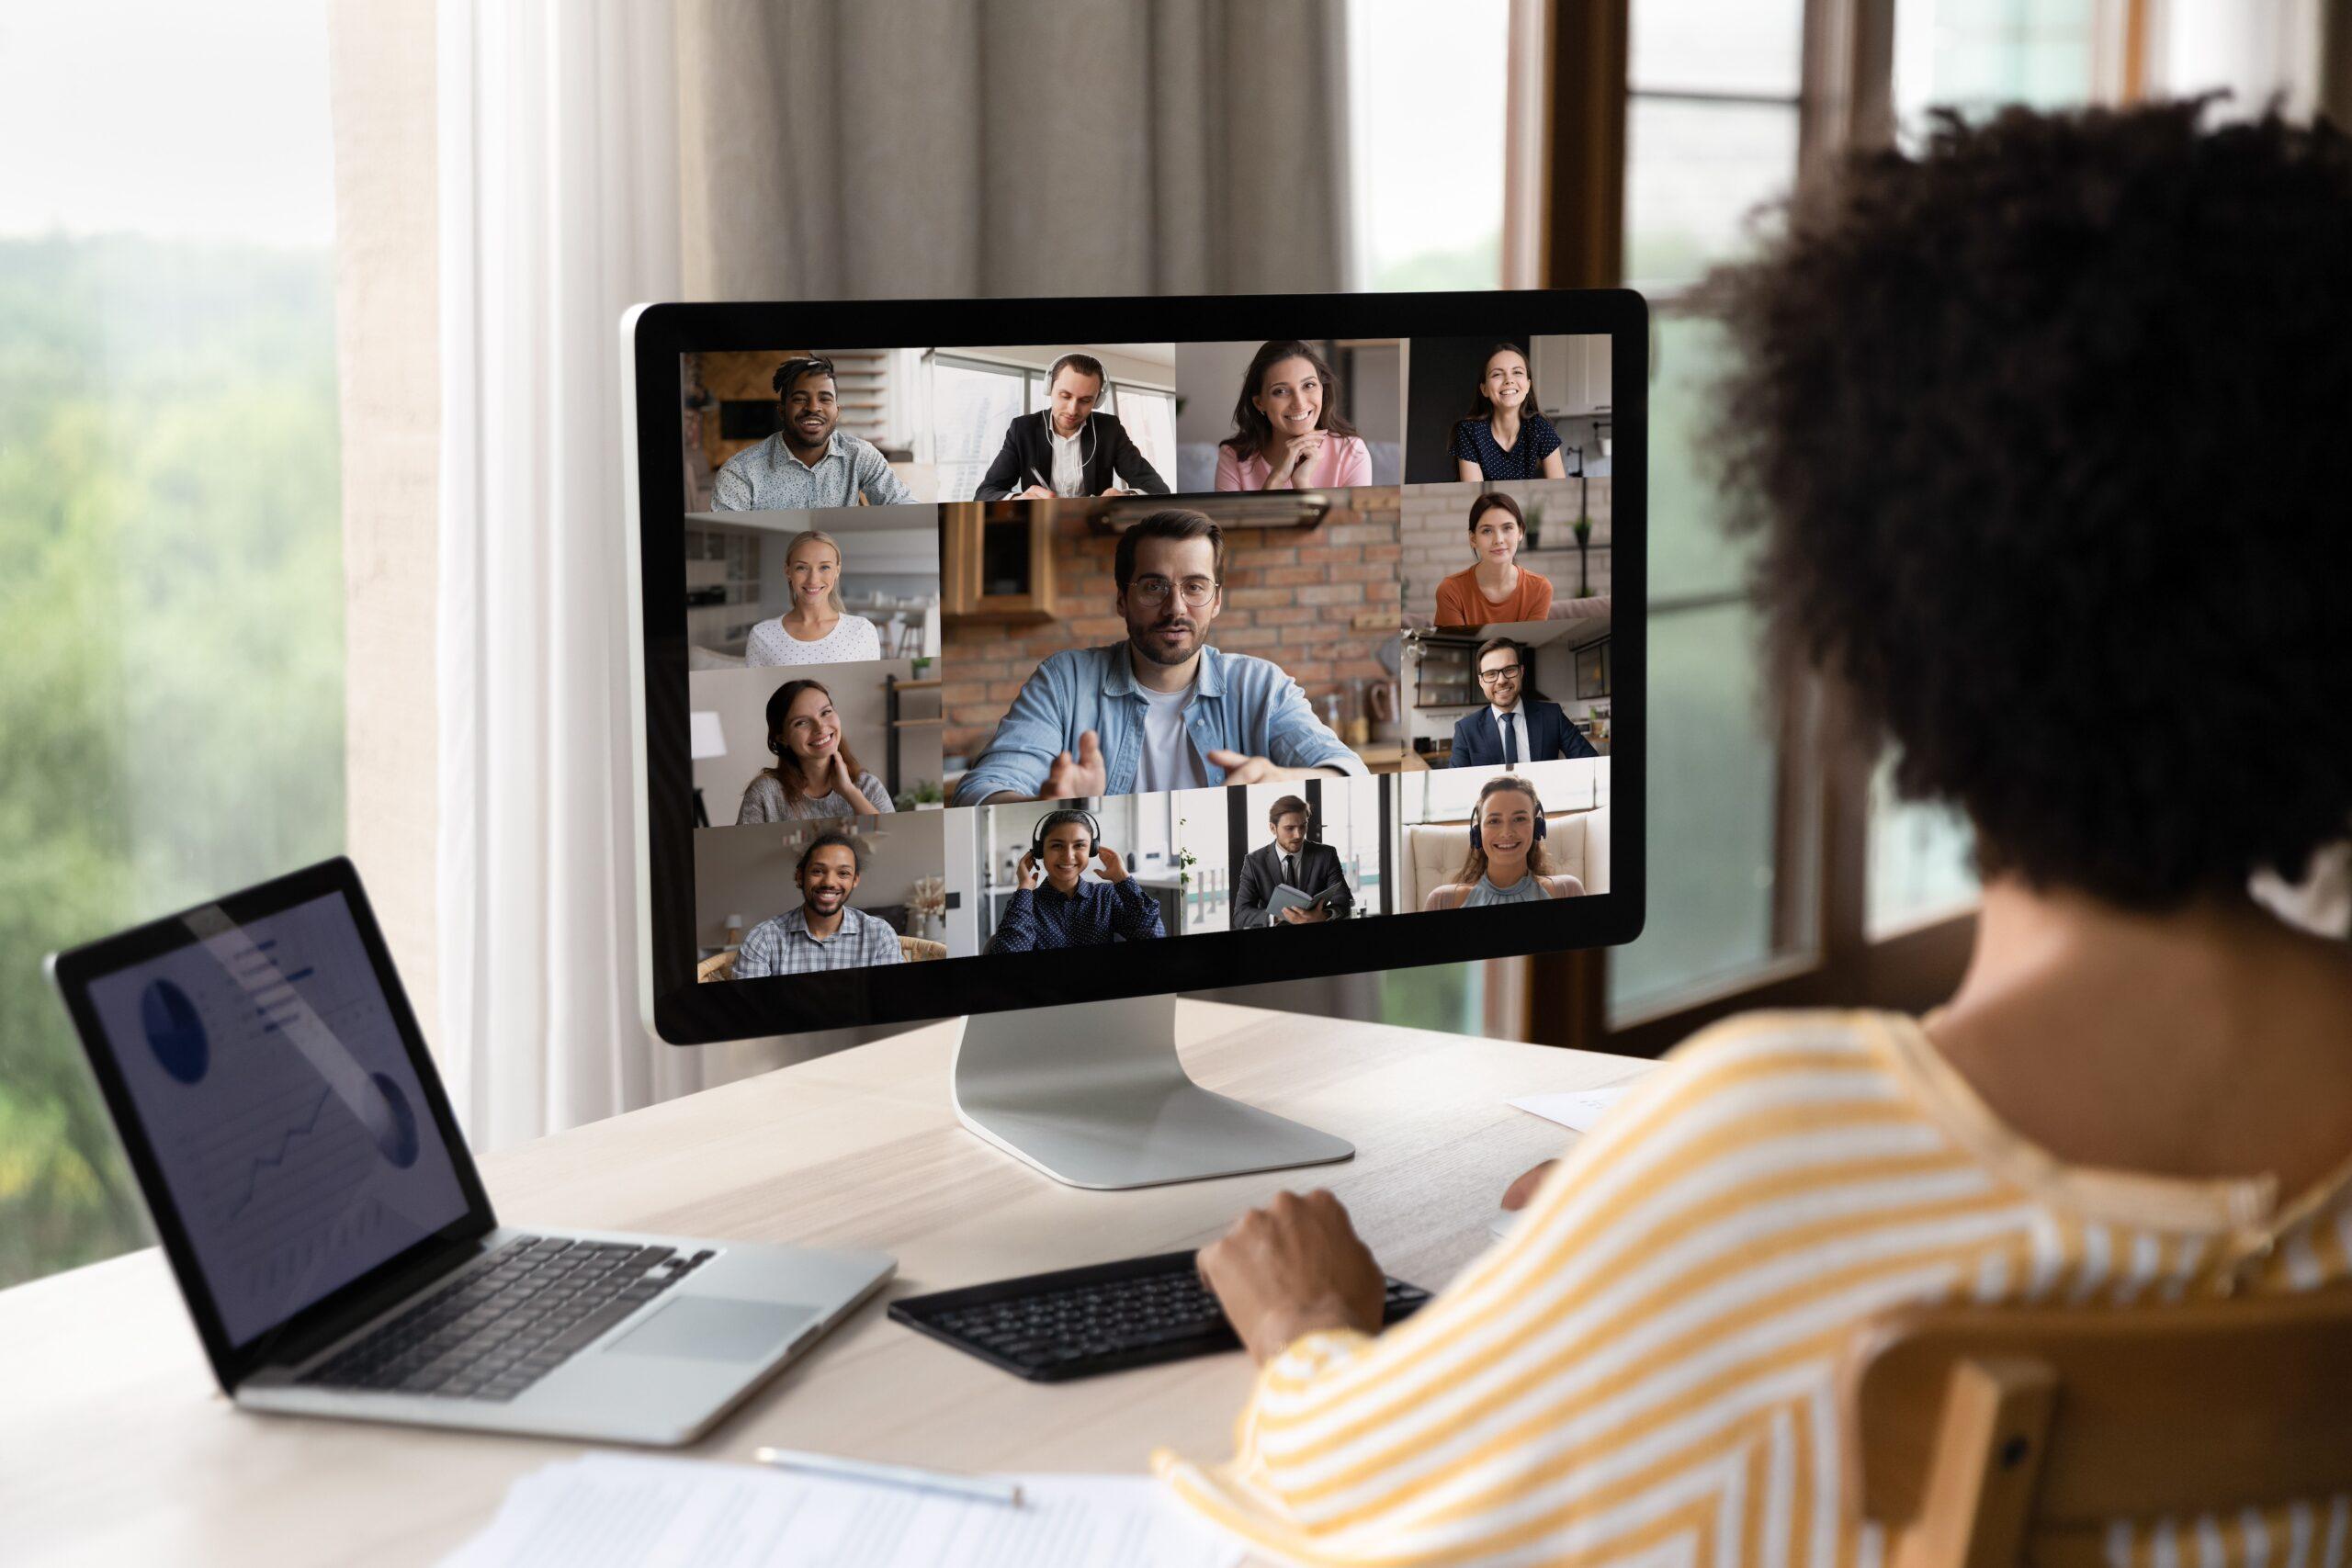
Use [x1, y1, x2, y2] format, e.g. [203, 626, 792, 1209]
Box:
[985, 807, 1168, 952]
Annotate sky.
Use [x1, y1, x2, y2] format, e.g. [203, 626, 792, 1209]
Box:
[0, 0, 335, 246]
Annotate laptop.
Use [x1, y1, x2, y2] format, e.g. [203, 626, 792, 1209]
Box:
[46, 856, 895, 1447]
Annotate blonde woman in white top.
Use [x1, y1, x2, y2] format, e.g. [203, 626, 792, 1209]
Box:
[744, 529, 882, 666]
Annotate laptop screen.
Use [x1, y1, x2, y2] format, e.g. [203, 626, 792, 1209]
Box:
[81, 889, 472, 1348]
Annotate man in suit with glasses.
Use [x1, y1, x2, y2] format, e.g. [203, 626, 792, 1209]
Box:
[1449, 637, 1597, 768]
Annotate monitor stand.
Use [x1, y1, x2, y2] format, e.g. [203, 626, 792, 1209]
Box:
[950, 995, 1354, 1190]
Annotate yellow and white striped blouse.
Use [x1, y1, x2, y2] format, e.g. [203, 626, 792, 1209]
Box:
[1156, 1010, 2352, 1567]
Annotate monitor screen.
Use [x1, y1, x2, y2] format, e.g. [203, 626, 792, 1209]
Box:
[627, 295, 1645, 1044]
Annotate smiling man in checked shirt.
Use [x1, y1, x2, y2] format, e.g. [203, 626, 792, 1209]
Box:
[733, 831, 905, 977]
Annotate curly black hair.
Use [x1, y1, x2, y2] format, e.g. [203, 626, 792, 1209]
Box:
[1705, 99, 2352, 910]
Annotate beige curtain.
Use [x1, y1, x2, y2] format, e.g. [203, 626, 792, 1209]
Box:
[676, 0, 1351, 299]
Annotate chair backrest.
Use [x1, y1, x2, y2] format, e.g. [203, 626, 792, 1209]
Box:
[1402, 812, 1591, 910]
[1842, 1290, 2352, 1568]
[899, 936, 945, 962]
[696, 949, 737, 983]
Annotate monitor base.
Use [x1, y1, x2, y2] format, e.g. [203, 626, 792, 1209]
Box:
[949, 995, 1354, 1190]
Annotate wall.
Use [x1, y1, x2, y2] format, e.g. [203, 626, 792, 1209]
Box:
[693, 813, 947, 949]
[1174, 340, 1261, 446]
[1399, 477, 1611, 623]
[689, 659, 942, 815]
[331, 0, 441, 1042]
[940, 491, 1403, 767]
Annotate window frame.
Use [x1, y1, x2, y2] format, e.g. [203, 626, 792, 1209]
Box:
[1525, 0, 2022, 1056]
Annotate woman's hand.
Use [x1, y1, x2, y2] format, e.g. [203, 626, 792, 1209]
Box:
[1015, 850, 1040, 891]
[1272, 431, 1325, 488]
[1501, 1160, 1557, 1211]
[1094, 844, 1131, 883]
[1197, 1189, 1385, 1364]
[830, 750, 862, 798]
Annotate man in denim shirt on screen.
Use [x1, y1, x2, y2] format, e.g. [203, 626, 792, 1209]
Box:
[952, 509, 1367, 805]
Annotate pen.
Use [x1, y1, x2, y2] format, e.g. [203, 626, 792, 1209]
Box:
[752, 1446, 1024, 1507]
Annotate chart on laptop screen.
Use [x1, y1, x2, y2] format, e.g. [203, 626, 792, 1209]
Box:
[664, 330, 1618, 993]
[84, 893, 470, 1345]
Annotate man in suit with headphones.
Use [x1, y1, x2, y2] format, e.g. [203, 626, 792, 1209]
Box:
[1232, 795, 1355, 928]
[985, 807, 1168, 952]
[973, 352, 1171, 501]
[1449, 636, 1598, 767]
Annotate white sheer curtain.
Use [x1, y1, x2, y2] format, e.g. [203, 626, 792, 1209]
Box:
[435, 0, 704, 1149]
[429, 0, 1358, 1150]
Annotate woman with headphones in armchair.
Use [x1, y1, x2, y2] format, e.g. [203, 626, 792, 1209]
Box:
[1421, 773, 1584, 909]
[985, 807, 1168, 952]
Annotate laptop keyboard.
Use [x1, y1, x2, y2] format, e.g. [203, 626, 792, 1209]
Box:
[889, 1249, 1431, 1382]
[300, 1235, 712, 1403]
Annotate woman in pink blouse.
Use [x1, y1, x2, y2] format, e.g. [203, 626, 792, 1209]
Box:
[1213, 340, 1373, 491]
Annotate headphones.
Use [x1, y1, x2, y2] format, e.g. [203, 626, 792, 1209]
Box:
[1030, 807, 1105, 860]
[1467, 785, 1548, 852]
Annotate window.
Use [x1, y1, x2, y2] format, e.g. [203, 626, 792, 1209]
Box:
[930, 356, 1028, 501]
[0, 0, 345, 1289]
[1344, 0, 1510, 289]
[1108, 383, 1177, 487]
[1610, 0, 1813, 1025]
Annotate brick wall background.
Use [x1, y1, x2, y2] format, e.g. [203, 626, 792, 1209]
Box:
[943, 491, 1405, 765]
[1400, 477, 1612, 624]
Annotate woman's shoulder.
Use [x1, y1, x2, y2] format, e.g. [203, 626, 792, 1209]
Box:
[1422, 882, 1469, 911]
[1540, 872, 1584, 898]
[743, 618, 788, 663]
[737, 773, 786, 822]
[1655, 1010, 1913, 1106]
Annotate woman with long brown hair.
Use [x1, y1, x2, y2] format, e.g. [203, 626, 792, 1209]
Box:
[1450, 341, 1567, 480]
[1433, 491, 1554, 626]
[735, 678, 894, 822]
[1421, 773, 1583, 908]
[1213, 340, 1373, 491]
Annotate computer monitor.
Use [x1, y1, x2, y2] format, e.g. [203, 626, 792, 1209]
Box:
[622, 294, 1645, 1189]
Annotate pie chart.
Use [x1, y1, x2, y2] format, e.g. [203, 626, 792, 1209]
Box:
[141, 979, 209, 1085]
[366, 1072, 421, 1168]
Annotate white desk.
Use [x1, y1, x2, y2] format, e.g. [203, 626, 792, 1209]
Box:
[0, 1001, 1654, 1566]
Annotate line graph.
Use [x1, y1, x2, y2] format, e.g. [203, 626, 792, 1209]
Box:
[224, 1085, 337, 1221]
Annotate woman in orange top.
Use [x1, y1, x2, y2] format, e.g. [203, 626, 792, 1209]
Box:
[1433, 492, 1552, 627]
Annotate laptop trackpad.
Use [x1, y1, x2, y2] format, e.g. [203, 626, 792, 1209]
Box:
[606, 1297, 814, 1363]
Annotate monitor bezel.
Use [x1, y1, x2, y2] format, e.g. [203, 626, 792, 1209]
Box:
[628, 291, 1647, 1045]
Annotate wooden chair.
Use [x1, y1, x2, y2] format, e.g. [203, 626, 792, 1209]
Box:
[1842, 1290, 2352, 1568]
[696, 949, 738, 983]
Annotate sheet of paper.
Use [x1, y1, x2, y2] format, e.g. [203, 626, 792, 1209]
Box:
[1507, 1082, 1635, 1134]
[438, 1452, 1242, 1568]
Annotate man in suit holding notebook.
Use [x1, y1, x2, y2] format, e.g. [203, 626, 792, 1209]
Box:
[1450, 637, 1597, 767]
[1233, 795, 1354, 928]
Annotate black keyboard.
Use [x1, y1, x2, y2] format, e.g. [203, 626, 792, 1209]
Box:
[300, 1235, 714, 1403]
[888, 1249, 1432, 1382]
